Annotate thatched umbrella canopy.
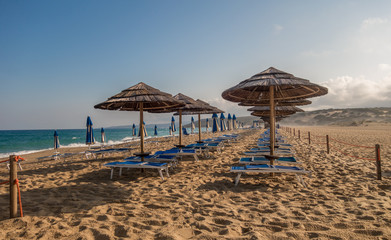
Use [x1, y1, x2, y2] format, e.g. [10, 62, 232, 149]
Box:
[260, 116, 286, 124]
[248, 106, 304, 116]
[222, 67, 327, 102]
[222, 67, 327, 158]
[239, 99, 312, 106]
[150, 93, 210, 146]
[94, 82, 185, 158]
[174, 99, 224, 142]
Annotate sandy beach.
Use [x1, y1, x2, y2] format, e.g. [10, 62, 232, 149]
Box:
[1, 125, 391, 240]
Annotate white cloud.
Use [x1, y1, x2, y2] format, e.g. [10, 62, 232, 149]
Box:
[310, 75, 391, 109]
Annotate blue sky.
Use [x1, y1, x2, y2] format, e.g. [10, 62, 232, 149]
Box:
[1, 0, 391, 130]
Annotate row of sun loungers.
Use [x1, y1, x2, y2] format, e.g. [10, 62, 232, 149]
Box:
[104, 161, 170, 180]
[230, 129, 311, 186]
[231, 165, 311, 187]
[103, 134, 239, 180]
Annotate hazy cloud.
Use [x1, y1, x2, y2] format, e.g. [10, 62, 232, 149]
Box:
[360, 17, 388, 31]
[310, 75, 391, 109]
[273, 24, 283, 34]
[378, 63, 391, 72]
[356, 17, 391, 54]
[300, 50, 335, 57]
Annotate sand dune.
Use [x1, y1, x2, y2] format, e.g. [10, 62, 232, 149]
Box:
[1, 126, 390, 239]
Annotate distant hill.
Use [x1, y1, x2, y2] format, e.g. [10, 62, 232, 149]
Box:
[280, 107, 391, 126]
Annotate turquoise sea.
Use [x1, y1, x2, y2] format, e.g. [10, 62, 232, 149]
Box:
[0, 127, 207, 158]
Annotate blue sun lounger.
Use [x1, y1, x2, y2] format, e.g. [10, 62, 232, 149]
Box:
[250, 147, 292, 152]
[155, 148, 200, 161]
[230, 164, 311, 186]
[238, 156, 300, 165]
[104, 161, 169, 180]
[89, 147, 132, 159]
[185, 142, 223, 156]
[257, 143, 292, 147]
[123, 154, 178, 167]
[244, 149, 294, 156]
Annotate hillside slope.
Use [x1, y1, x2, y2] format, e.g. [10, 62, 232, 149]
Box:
[280, 107, 391, 126]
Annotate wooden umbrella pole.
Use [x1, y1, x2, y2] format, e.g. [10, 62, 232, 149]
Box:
[9, 155, 17, 218]
[376, 144, 381, 180]
[269, 86, 275, 159]
[198, 113, 202, 142]
[179, 110, 182, 146]
[140, 103, 144, 154]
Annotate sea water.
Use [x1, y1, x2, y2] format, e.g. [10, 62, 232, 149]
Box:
[0, 127, 208, 158]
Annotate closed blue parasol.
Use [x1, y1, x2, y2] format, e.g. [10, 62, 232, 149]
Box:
[54, 130, 60, 150]
[86, 116, 94, 146]
[232, 114, 237, 129]
[220, 113, 227, 131]
[212, 113, 220, 133]
[227, 114, 232, 131]
[101, 127, 106, 143]
[171, 116, 176, 134]
[94, 82, 184, 160]
[154, 125, 158, 136]
[191, 116, 195, 134]
[132, 123, 136, 136]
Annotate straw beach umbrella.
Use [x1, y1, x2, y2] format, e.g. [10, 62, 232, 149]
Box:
[170, 93, 206, 145]
[86, 116, 94, 147]
[248, 106, 304, 116]
[194, 99, 223, 141]
[151, 93, 211, 146]
[260, 116, 286, 124]
[173, 99, 223, 143]
[94, 82, 184, 159]
[239, 99, 312, 107]
[222, 67, 328, 157]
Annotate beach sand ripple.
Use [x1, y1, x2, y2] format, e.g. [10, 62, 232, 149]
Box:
[1, 125, 391, 239]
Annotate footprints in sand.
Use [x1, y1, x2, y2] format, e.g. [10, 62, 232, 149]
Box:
[1, 129, 391, 239]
